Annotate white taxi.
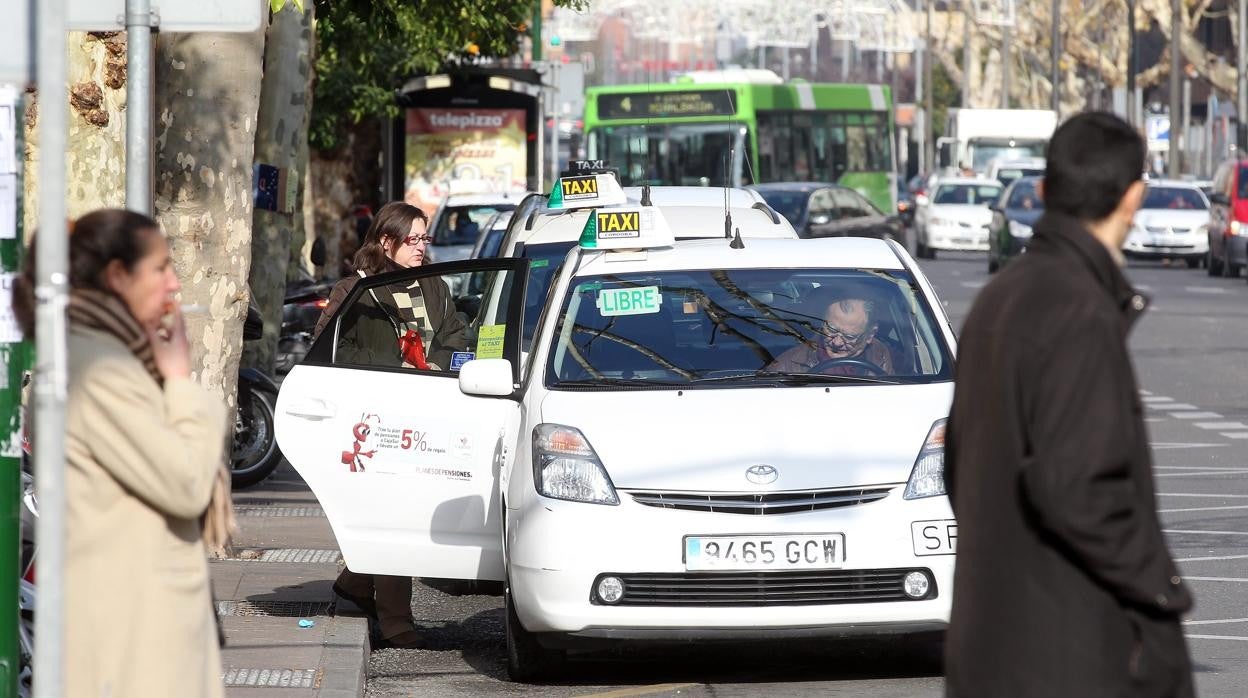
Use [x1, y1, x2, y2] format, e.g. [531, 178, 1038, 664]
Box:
[276, 200, 958, 682]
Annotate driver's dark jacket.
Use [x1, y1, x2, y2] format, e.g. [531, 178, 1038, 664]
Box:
[313, 260, 467, 369]
[945, 211, 1193, 697]
[765, 339, 893, 374]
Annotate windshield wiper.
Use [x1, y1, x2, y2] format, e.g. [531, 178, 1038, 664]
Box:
[556, 377, 686, 388]
[753, 371, 900, 385]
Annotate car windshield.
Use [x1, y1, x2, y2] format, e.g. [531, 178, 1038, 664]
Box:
[545, 268, 953, 387]
[1141, 187, 1207, 210]
[433, 204, 517, 246]
[933, 184, 1002, 206]
[995, 168, 1044, 187]
[1006, 181, 1042, 210]
[479, 228, 506, 258]
[754, 190, 810, 227]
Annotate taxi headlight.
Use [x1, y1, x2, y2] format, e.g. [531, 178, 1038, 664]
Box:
[903, 419, 947, 500]
[1007, 220, 1033, 238]
[532, 424, 619, 505]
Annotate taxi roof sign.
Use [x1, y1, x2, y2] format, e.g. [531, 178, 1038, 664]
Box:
[578, 205, 676, 250]
[547, 172, 627, 210]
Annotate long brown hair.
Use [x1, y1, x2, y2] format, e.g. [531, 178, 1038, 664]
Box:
[12, 209, 161, 336]
[351, 201, 428, 275]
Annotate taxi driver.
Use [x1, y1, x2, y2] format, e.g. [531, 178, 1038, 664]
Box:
[767, 289, 894, 376]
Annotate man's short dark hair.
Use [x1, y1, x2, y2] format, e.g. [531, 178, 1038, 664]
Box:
[1043, 112, 1146, 221]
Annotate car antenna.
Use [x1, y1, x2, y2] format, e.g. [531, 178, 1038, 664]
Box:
[641, 183, 652, 206]
[730, 226, 745, 249]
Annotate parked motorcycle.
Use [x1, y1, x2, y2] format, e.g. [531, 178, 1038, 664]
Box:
[275, 272, 331, 374]
[232, 298, 283, 489]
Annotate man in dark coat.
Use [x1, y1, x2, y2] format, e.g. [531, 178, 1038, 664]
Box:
[945, 112, 1194, 697]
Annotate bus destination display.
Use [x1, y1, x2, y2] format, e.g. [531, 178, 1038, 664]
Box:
[597, 90, 736, 119]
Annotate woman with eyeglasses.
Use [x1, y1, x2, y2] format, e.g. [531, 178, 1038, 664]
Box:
[314, 200, 467, 649]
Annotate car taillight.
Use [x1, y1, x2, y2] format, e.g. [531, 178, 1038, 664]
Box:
[23, 562, 34, 584]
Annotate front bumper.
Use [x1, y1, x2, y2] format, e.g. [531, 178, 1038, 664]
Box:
[927, 225, 989, 251]
[1123, 234, 1208, 259]
[506, 486, 955, 640]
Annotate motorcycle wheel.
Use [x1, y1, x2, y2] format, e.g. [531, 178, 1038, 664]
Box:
[232, 386, 283, 489]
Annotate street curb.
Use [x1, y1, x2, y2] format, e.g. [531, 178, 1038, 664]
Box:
[316, 612, 370, 697]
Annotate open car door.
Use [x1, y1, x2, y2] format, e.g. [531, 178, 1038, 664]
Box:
[275, 258, 528, 581]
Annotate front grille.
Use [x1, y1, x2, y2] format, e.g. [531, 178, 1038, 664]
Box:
[624, 487, 894, 515]
[595, 568, 935, 606]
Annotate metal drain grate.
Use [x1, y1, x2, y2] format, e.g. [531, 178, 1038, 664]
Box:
[234, 505, 325, 517]
[216, 600, 334, 617]
[222, 668, 318, 688]
[229, 548, 341, 564]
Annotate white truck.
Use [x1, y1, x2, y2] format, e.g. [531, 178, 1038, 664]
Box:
[937, 108, 1058, 175]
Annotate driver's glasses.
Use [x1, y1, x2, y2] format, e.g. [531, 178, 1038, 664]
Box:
[821, 322, 866, 348]
[400, 234, 433, 247]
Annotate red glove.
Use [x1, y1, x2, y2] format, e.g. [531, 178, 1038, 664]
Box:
[399, 330, 430, 370]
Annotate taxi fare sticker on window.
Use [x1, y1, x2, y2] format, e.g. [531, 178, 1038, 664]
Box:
[476, 324, 506, 359]
[596, 209, 644, 239]
[597, 286, 662, 316]
[560, 175, 599, 201]
[338, 413, 474, 479]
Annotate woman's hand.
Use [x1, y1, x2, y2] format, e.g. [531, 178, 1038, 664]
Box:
[149, 303, 192, 380]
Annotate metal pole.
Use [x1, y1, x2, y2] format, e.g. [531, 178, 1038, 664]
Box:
[33, 0, 70, 695]
[125, 0, 153, 214]
[1050, 0, 1061, 114]
[1239, 0, 1247, 147]
[925, 0, 934, 173]
[549, 62, 559, 184]
[842, 39, 850, 81]
[1182, 74, 1192, 174]
[1169, 0, 1182, 176]
[532, 2, 543, 62]
[962, 6, 972, 108]
[1127, 0, 1137, 125]
[783, 45, 790, 81]
[1002, 24, 1011, 108]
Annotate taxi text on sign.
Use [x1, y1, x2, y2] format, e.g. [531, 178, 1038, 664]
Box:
[560, 175, 598, 201]
[65, 0, 263, 31]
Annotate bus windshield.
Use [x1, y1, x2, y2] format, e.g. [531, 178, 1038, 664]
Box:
[591, 123, 747, 187]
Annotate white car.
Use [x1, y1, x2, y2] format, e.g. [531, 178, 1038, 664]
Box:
[276, 200, 958, 682]
[914, 177, 1003, 258]
[1123, 180, 1211, 267]
[428, 191, 529, 264]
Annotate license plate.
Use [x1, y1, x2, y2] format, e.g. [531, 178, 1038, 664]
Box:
[683, 533, 846, 571]
[911, 520, 958, 556]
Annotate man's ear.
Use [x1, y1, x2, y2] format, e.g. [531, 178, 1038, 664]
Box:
[1119, 180, 1147, 219]
[1036, 179, 1045, 202]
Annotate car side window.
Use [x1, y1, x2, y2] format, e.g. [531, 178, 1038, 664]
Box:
[328, 264, 523, 376]
[809, 189, 837, 223]
[830, 189, 865, 218]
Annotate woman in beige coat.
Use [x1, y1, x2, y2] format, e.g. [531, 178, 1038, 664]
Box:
[16, 209, 230, 697]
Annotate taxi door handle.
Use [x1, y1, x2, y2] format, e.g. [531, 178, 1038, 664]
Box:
[284, 398, 337, 420]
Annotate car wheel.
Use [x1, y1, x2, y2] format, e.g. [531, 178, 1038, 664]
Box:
[1186, 257, 1201, 269]
[1223, 249, 1241, 278]
[505, 577, 566, 683]
[1208, 249, 1222, 276]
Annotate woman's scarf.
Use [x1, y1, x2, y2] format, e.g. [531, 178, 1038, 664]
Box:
[68, 288, 236, 558]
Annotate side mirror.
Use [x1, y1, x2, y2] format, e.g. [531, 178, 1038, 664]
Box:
[1210, 192, 1231, 206]
[458, 358, 515, 398]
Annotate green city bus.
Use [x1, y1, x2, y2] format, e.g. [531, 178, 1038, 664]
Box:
[583, 79, 896, 213]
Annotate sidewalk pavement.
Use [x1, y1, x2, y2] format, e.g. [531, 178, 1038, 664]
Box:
[212, 461, 370, 697]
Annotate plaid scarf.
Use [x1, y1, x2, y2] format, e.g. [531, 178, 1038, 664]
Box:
[67, 288, 162, 385]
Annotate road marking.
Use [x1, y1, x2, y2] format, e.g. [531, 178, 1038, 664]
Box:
[1196, 422, 1248, 430]
[1172, 412, 1224, 419]
[1149, 443, 1226, 450]
[1139, 389, 1153, 396]
[1141, 396, 1175, 403]
[1185, 286, 1230, 294]
[1155, 465, 1248, 471]
[1159, 404, 1199, 411]
[1184, 577, 1248, 583]
[959, 281, 986, 289]
[1159, 493, 1248, 498]
[1157, 471, 1244, 477]
[1166, 529, 1248, 536]
[1135, 285, 1154, 292]
[1184, 618, 1248, 626]
[1222, 433, 1248, 440]
[1160, 504, 1248, 513]
[1175, 553, 1248, 562]
[1186, 634, 1248, 642]
[577, 684, 701, 698]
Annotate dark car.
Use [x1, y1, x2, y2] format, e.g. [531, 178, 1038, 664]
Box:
[748, 182, 906, 244]
[987, 176, 1044, 273]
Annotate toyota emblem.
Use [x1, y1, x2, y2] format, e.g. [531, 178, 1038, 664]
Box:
[745, 464, 778, 485]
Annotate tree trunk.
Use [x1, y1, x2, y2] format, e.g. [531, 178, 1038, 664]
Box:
[243, 4, 315, 375]
[154, 27, 268, 404]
